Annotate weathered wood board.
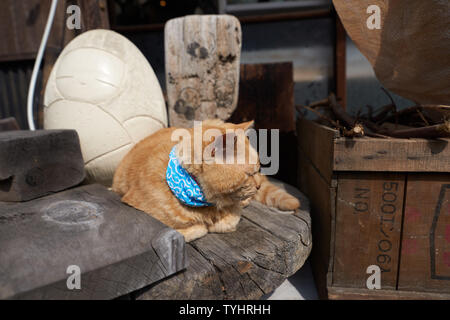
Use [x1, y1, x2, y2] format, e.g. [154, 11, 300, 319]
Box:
[229, 63, 297, 185]
[0, 0, 53, 62]
[333, 137, 450, 173]
[328, 286, 450, 300]
[398, 173, 450, 293]
[297, 118, 450, 299]
[0, 184, 186, 299]
[0, 130, 85, 202]
[165, 15, 241, 127]
[297, 150, 335, 299]
[333, 173, 405, 289]
[298, 118, 450, 174]
[229, 63, 295, 132]
[0, 117, 20, 131]
[134, 180, 312, 300]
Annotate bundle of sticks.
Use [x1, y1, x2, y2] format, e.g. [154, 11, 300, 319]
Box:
[296, 92, 450, 139]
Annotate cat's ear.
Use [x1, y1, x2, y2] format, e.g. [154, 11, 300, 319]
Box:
[233, 120, 254, 132]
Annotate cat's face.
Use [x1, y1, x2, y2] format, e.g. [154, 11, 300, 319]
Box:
[182, 120, 261, 207]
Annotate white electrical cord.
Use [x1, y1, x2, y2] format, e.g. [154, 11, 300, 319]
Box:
[27, 0, 59, 130]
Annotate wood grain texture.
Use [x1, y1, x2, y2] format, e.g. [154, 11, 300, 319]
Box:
[333, 137, 450, 172]
[297, 149, 336, 299]
[165, 15, 241, 127]
[398, 173, 450, 293]
[334, 15, 346, 109]
[328, 286, 450, 300]
[0, 0, 51, 62]
[134, 180, 312, 300]
[297, 118, 339, 185]
[0, 130, 85, 201]
[298, 118, 450, 298]
[229, 63, 296, 185]
[229, 63, 295, 132]
[78, 0, 110, 30]
[0, 117, 20, 131]
[299, 119, 450, 174]
[333, 173, 405, 289]
[0, 0, 110, 62]
[0, 184, 186, 299]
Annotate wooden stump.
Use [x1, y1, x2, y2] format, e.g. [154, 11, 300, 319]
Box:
[0, 130, 85, 202]
[0, 184, 187, 299]
[165, 15, 241, 127]
[133, 179, 312, 300]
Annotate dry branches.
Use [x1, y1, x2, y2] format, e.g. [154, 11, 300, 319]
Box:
[297, 93, 450, 139]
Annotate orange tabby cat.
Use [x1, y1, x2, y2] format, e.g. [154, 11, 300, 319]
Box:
[112, 119, 300, 242]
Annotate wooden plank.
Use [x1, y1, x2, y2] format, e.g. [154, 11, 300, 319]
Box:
[333, 137, 450, 172]
[229, 62, 296, 185]
[297, 150, 336, 299]
[0, 184, 187, 299]
[165, 15, 241, 127]
[328, 286, 450, 300]
[0, 0, 50, 62]
[135, 180, 312, 300]
[0, 130, 85, 202]
[333, 173, 405, 289]
[132, 245, 225, 300]
[297, 118, 339, 185]
[229, 63, 295, 132]
[78, 0, 110, 30]
[0, 117, 20, 131]
[334, 14, 346, 109]
[398, 173, 450, 293]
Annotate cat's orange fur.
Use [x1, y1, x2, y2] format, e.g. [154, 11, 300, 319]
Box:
[112, 119, 300, 242]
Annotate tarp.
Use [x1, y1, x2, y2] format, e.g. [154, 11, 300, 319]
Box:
[333, 0, 450, 105]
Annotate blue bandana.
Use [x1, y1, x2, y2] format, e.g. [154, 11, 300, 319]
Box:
[166, 146, 213, 207]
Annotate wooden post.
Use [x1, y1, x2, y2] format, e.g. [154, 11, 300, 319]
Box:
[229, 62, 297, 186]
[334, 13, 347, 110]
[165, 15, 242, 127]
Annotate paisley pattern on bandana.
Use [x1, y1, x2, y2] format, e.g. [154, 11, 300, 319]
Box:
[166, 146, 213, 207]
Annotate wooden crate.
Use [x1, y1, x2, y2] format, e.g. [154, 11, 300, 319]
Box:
[297, 118, 450, 299]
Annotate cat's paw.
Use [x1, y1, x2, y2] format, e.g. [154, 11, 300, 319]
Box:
[277, 196, 300, 212]
[208, 214, 240, 233]
[239, 197, 252, 207]
[177, 224, 208, 242]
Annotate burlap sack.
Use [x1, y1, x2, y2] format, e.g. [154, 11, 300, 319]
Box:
[333, 0, 450, 105]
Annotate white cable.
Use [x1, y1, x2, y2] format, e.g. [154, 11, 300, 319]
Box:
[27, 0, 59, 130]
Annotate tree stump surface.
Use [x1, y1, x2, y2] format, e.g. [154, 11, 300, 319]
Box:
[0, 184, 187, 299]
[165, 15, 242, 127]
[134, 179, 312, 300]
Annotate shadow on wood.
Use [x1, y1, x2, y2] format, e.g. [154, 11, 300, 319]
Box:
[133, 179, 312, 300]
